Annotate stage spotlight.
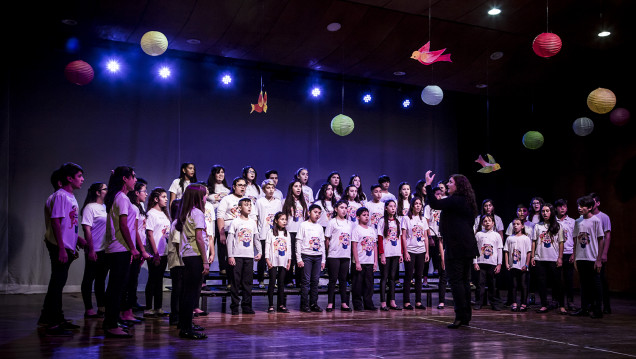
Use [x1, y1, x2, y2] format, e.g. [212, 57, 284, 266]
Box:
[221, 74, 232, 85]
[362, 93, 372, 103]
[311, 87, 322, 98]
[158, 66, 171, 79]
[402, 99, 411, 108]
[106, 60, 120, 73]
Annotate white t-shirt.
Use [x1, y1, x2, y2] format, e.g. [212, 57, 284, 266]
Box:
[302, 185, 314, 205]
[106, 192, 137, 253]
[398, 199, 411, 219]
[504, 234, 532, 270]
[217, 194, 243, 232]
[474, 229, 503, 265]
[256, 197, 283, 240]
[573, 216, 604, 261]
[366, 201, 385, 234]
[135, 206, 147, 247]
[400, 215, 429, 254]
[557, 215, 576, 254]
[378, 218, 401, 257]
[473, 215, 504, 233]
[296, 221, 326, 263]
[505, 220, 535, 238]
[181, 207, 206, 258]
[352, 225, 377, 265]
[315, 200, 334, 228]
[285, 199, 306, 233]
[424, 205, 441, 237]
[273, 188, 284, 201]
[203, 201, 216, 246]
[346, 201, 362, 224]
[45, 189, 80, 251]
[325, 218, 353, 259]
[245, 183, 263, 204]
[595, 211, 611, 232]
[380, 192, 397, 203]
[265, 229, 292, 267]
[207, 183, 230, 211]
[146, 208, 171, 256]
[532, 222, 564, 262]
[228, 217, 260, 258]
[81, 202, 107, 252]
[169, 178, 189, 200]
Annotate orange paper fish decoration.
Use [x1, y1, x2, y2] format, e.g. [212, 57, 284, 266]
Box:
[250, 91, 267, 113]
[411, 42, 452, 65]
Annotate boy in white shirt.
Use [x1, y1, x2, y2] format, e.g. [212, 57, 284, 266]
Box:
[351, 207, 378, 311]
[590, 192, 612, 314]
[264, 169, 284, 201]
[227, 198, 262, 315]
[296, 204, 326, 312]
[555, 199, 576, 309]
[255, 179, 283, 288]
[217, 177, 247, 275]
[378, 175, 397, 203]
[473, 215, 503, 311]
[366, 184, 385, 233]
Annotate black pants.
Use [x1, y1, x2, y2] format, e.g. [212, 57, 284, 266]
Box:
[601, 263, 611, 311]
[169, 266, 184, 323]
[39, 241, 76, 326]
[230, 257, 254, 310]
[327, 257, 350, 306]
[428, 237, 447, 304]
[300, 254, 322, 308]
[145, 255, 168, 310]
[577, 260, 603, 314]
[121, 257, 142, 311]
[475, 263, 498, 306]
[562, 253, 575, 304]
[218, 227, 228, 272]
[285, 233, 302, 286]
[81, 250, 108, 311]
[352, 263, 374, 310]
[103, 251, 131, 329]
[257, 239, 268, 282]
[446, 257, 473, 324]
[534, 260, 563, 307]
[403, 252, 426, 304]
[180, 256, 203, 331]
[510, 268, 528, 305]
[267, 266, 287, 307]
[380, 256, 399, 302]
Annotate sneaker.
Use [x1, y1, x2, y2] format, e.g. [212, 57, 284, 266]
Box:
[242, 308, 256, 315]
[143, 309, 157, 318]
[310, 305, 323, 313]
[44, 325, 73, 337]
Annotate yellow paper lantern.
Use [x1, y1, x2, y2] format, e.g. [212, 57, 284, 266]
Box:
[331, 114, 354, 136]
[522, 131, 544, 150]
[140, 31, 168, 56]
[587, 88, 616, 114]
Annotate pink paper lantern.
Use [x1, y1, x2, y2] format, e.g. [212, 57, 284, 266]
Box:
[532, 33, 562, 58]
[610, 108, 630, 126]
[64, 60, 94, 85]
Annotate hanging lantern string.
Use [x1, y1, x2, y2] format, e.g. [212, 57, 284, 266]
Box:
[486, 55, 490, 151]
[545, 0, 550, 33]
[429, 0, 434, 83]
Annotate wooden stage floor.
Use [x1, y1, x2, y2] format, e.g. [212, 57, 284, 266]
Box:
[1, 292, 635, 358]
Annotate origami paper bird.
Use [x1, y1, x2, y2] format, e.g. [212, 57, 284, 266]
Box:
[411, 42, 452, 65]
[250, 91, 267, 113]
[475, 154, 501, 173]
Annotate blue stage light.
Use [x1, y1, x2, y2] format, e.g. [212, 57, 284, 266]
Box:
[311, 87, 322, 98]
[362, 93, 372, 103]
[158, 66, 171, 79]
[402, 99, 411, 108]
[106, 60, 120, 73]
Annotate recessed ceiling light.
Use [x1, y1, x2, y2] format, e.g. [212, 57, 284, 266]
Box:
[490, 51, 504, 60]
[186, 38, 201, 45]
[598, 31, 611, 37]
[61, 19, 77, 26]
[476, 84, 488, 89]
[488, 8, 501, 15]
[393, 71, 406, 76]
[327, 23, 341, 32]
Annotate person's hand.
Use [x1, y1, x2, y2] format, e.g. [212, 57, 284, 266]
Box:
[531, 258, 536, 267]
[131, 248, 140, 260]
[495, 264, 501, 274]
[267, 263, 273, 270]
[380, 254, 386, 265]
[404, 253, 411, 262]
[601, 254, 608, 263]
[425, 253, 430, 262]
[506, 264, 511, 270]
[286, 263, 291, 271]
[356, 263, 362, 271]
[473, 263, 480, 271]
[594, 259, 602, 273]
[321, 262, 325, 271]
[203, 263, 210, 276]
[425, 170, 436, 186]
[153, 254, 161, 266]
[569, 255, 575, 263]
[373, 263, 378, 272]
[208, 255, 214, 264]
[556, 257, 562, 267]
[228, 257, 236, 266]
[58, 248, 68, 263]
[87, 250, 98, 262]
[399, 255, 403, 263]
[297, 261, 304, 268]
[254, 254, 262, 261]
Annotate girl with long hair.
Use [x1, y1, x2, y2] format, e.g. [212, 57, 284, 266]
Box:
[344, 184, 362, 224]
[293, 167, 314, 205]
[379, 200, 403, 311]
[324, 171, 343, 201]
[529, 197, 545, 224]
[282, 180, 308, 287]
[505, 218, 532, 312]
[315, 182, 336, 229]
[144, 187, 171, 317]
[265, 212, 292, 313]
[169, 163, 197, 208]
[325, 200, 353, 312]
[396, 182, 412, 219]
[400, 196, 429, 311]
[242, 165, 262, 203]
[348, 174, 366, 202]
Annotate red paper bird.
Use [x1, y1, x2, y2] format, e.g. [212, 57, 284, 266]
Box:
[250, 91, 267, 114]
[411, 42, 452, 65]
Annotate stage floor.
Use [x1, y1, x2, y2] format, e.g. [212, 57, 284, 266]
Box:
[1, 292, 635, 358]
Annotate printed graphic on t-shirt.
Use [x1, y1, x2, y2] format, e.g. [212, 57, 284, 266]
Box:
[294, 202, 304, 222]
[370, 212, 382, 228]
[238, 228, 252, 247]
[539, 232, 552, 248]
[387, 226, 399, 246]
[69, 205, 79, 233]
[274, 237, 287, 256]
[512, 249, 521, 264]
[413, 225, 425, 242]
[481, 243, 493, 259]
[361, 236, 374, 256]
[310, 237, 321, 251]
[432, 210, 440, 226]
[578, 232, 589, 248]
[266, 213, 275, 229]
[348, 206, 357, 221]
[205, 208, 215, 223]
[229, 205, 240, 218]
[303, 193, 311, 205]
[402, 208, 409, 216]
[326, 212, 332, 220]
[339, 232, 350, 249]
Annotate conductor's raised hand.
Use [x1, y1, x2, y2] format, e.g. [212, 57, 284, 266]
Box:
[425, 170, 436, 186]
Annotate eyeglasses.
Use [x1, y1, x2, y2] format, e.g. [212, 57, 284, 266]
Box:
[139, 190, 147, 193]
[248, 170, 256, 174]
[236, 184, 247, 187]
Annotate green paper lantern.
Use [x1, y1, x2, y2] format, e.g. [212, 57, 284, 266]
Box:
[522, 131, 544, 149]
[140, 31, 168, 56]
[573, 117, 594, 136]
[331, 114, 354, 136]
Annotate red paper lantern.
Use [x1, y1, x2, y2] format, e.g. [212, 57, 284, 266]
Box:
[532, 33, 562, 58]
[64, 60, 94, 85]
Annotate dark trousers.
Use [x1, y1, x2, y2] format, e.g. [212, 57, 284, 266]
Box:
[301, 254, 322, 308]
[534, 260, 563, 307]
[267, 266, 287, 307]
[40, 241, 76, 326]
[103, 251, 131, 329]
[218, 229, 228, 272]
[327, 257, 350, 306]
[230, 257, 254, 310]
[121, 257, 142, 311]
[169, 266, 184, 323]
[403, 252, 426, 304]
[380, 256, 399, 302]
[145, 255, 168, 310]
[446, 257, 473, 324]
[81, 250, 108, 311]
[601, 263, 611, 311]
[257, 239, 267, 282]
[429, 237, 447, 304]
[179, 256, 203, 331]
[562, 253, 575, 304]
[577, 260, 603, 314]
[285, 233, 302, 286]
[510, 268, 528, 305]
[475, 263, 498, 306]
[352, 263, 374, 310]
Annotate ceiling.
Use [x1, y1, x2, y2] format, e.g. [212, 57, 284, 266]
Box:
[31, 0, 634, 96]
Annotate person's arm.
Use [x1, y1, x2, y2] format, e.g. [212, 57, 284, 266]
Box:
[378, 235, 386, 265]
[524, 251, 531, 271]
[595, 236, 605, 273]
[296, 237, 304, 267]
[169, 192, 176, 209]
[557, 241, 564, 267]
[265, 235, 273, 269]
[438, 238, 445, 270]
[530, 240, 537, 267]
[423, 231, 430, 262]
[119, 214, 139, 258]
[352, 241, 361, 271]
[51, 217, 68, 263]
[601, 231, 611, 263]
[194, 228, 209, 275]
[217, 200, 227, 244]
[320, 231, 326, 270]
[227, 230, 236, 266]
[401, 228, 410, 262]
[504, 249, 510, 270]
[324, 237, 330, 256]
[254, 233, 262, 261]
[373, 242, 378, 271]
[135, 218, 151, 260]
[82, 224, 97, 262]
[495, 248, 502, 274]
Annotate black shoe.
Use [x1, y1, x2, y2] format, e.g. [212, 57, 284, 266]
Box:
[84, 312, 103, 319]
[169, 319, 179, 326]
[310, 305, 323, 313]
[447, 320, 463, 329]
[415, 304, 426, 310]
[325, 307, 334, 312]
[365, 306, 378, 311]
[242, 308, 255, 315]
[353, 307, 364, 311]
[403, 304, 414, 310]
[277, 306, 290, 313]
[301, 307, 312, 313]
[191, 324, 205, 331]
[473, 305, 482, 310]
[389, 306, 402, 311]
[179, 330, 207, 339]
[44, 325, 73, 337]
[590, 311, 603, 319]
[491, 306, 501, 311]
[121, 319, 141, 326]
[195, 311, 209, 316]
[267, 307, 276, 313]
[380, 306, 390, 311]
[570, 309, 589, 317]
[536, 307, 549, 313]
[437, 304, 445, 310]
[61, 321, 81, 330]
[340, 307, 352, 312]
[231, 309, 239, 316]
[603, 308, 612, 314]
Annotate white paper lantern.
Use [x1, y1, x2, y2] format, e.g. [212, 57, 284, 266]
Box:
[140, 31, 168, 56]
[421, 85, 443, 106]
[573, 117, 594, 136]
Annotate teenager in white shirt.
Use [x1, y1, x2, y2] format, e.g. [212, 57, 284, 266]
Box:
[473, 199, 504, 239]
[144, 188, 172, 317]
[344, 184, 362, 224]
[265, 212, 292, 313]
[282, 179, 308, 287]
[378, 175, 397, 203]
[401, 196, 429, 310]
[366, 184, 385, 233]
[378, 200, 403, 311]
[255, 180, 283, 288]
[555, 199, 576, 309]
[315, 182, 336, 229]
[348, 174, 367, 202]
[590, 192, 612, 314]
[264, 169, 284, 201]
[296, 204, 326, 312]
[242, 165, 262, 203]
[80, 182, 108, 319]
[505, 218, 532, 312]
[169, 162, 197, 208]
[294, 167, 314, 205]
[325, 200, 353, 312]
[217, 177, 248, 275]
[473, 215, 503, 311]
[351, 207, 378, 311]
[326, 171, 343, 201]
[396, 182, 412, 219]
[529, 197, 545, 224]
